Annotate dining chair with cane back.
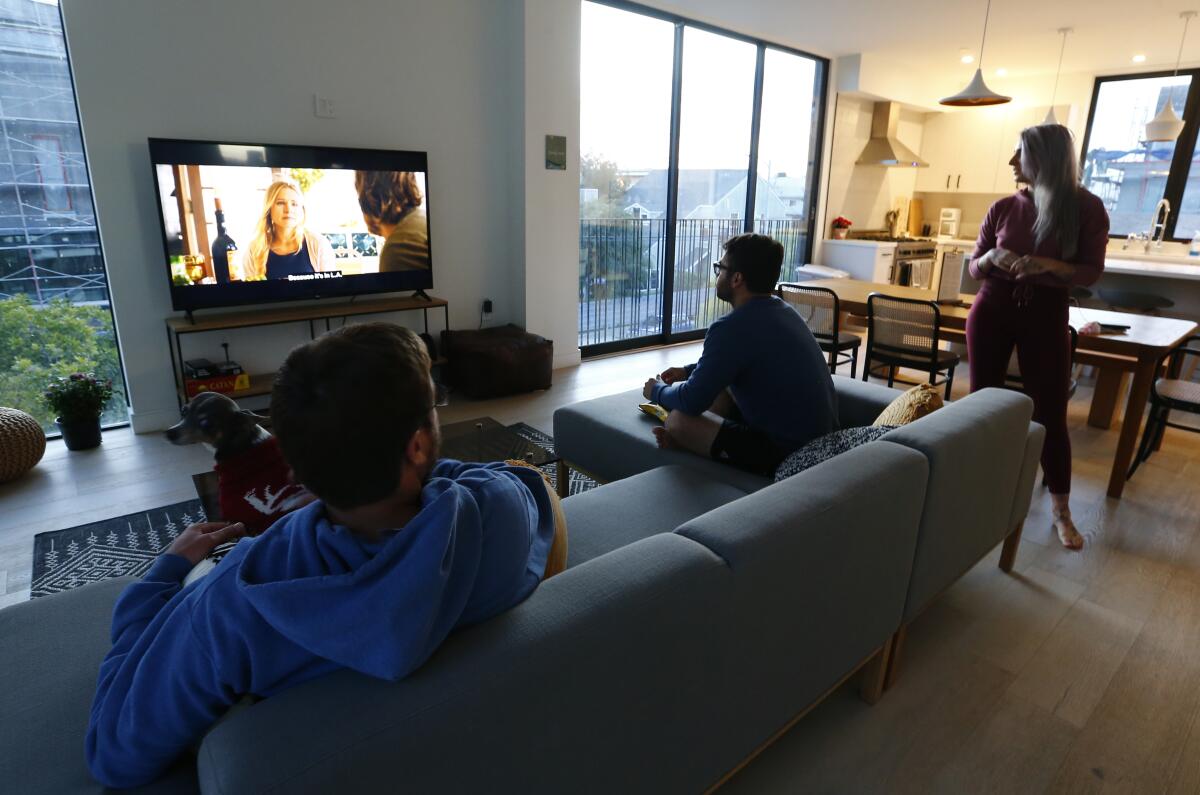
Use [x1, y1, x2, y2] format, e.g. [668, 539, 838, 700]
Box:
[863, 292, 960, 399]
[777, 283, 862, 377]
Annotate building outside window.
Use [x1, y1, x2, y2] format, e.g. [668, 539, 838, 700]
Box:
[1081, 72, 1200, 240]
[0, 0, 127, 434]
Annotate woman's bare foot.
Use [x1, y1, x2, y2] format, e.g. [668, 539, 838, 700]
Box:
[1052, 509, 1084, 551]
[652, 426, 678, 450]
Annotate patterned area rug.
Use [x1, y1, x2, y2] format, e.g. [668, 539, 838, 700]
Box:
[31, 424, 596, 598]
[31, 500, 208, 598]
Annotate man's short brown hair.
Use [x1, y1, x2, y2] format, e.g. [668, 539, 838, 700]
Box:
[723, 233, 785, 293]
[271, 323, 432, 509]
[354, 171, 423, 227]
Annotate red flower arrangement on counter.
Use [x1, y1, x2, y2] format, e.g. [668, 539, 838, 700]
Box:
[830, 216, 852, 239]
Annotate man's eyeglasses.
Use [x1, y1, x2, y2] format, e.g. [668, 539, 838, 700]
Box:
[712, 262, 731, 278]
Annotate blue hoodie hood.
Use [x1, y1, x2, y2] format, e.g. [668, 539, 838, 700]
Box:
[234, 460, 553, 681]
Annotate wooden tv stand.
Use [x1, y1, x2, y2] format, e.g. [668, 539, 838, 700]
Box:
[165, 295, 449, 409]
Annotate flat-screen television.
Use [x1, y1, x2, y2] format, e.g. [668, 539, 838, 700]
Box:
[149, 138, 433, 311]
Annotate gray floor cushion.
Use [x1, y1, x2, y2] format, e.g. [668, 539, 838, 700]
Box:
[563, 465, 750, 568]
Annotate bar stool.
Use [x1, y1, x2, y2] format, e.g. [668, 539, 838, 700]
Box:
[1099, 288, 1174, 315]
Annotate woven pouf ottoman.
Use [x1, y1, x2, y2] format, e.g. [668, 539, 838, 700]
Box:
[441, 324, 553, 399]
[0, 407, 47, 483]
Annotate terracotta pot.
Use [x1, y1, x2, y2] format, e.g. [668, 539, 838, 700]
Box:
[56, 416, 102, 451]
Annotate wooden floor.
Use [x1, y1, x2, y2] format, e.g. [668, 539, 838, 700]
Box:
[3, 340, 1200, 793]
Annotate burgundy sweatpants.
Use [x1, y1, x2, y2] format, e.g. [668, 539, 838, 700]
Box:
[966, 280, 1073, 495]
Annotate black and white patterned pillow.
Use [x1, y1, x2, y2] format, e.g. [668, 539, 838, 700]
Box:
[774, 425, 898, 482]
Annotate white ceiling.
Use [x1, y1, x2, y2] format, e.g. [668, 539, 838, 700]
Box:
[651, 0, 1200, 79]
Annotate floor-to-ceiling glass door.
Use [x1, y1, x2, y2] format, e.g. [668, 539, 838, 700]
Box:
[0, 0, 127, 434]
[578, 0, 828, 354]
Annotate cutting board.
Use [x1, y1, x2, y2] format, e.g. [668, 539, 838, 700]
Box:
[908, 198, 924, 237]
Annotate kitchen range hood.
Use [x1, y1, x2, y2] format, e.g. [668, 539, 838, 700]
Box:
[856, 102, 928, 168]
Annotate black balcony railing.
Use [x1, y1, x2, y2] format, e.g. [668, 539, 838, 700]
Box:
[578, 216, 809, 348]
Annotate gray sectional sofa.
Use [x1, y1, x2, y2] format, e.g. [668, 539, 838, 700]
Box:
[0, 377, 1042, 794]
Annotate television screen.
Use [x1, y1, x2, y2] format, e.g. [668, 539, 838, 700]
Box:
[149, 139, 433, 311]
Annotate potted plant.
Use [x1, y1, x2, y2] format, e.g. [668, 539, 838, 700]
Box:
[831, 216, 853, 239]
[43, 372, 113, 451]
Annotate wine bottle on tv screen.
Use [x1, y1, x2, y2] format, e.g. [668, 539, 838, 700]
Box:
[210, 196, 237, 285]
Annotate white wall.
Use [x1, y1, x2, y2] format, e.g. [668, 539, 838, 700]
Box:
[61, 0, 544, 431]
[521, 0, 582, 369]
[821, 94, 924, 240]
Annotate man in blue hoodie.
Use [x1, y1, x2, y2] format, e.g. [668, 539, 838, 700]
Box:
[86, 323, 560, 789]
[643, 233, 837, 476]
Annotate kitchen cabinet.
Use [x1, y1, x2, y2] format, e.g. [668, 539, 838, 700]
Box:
[915, 104, 1006, 193]
[917, 104, 1072, 194]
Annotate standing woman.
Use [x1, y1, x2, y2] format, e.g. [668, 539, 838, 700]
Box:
[241, 180, 337, 281]
[967, 124, 1109, 550]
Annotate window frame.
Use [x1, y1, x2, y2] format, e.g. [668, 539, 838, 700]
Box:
[1079, 69, 1200, 242]
[581, 0, 830, 355]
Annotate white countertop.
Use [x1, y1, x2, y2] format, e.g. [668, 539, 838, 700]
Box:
[823, 239, 897, 248]
[1104, 257, 1200, 281]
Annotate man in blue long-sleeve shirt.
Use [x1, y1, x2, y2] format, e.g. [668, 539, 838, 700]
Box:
[643, 233, 837, 476]
[86, 324, 562, 788]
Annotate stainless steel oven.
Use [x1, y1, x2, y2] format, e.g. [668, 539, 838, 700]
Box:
[848, 232, 937, 287]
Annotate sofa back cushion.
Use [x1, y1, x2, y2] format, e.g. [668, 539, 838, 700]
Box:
[199, 534, 739, 795]
[674, 440, 927, 761]
[881, 388, 1034, 622]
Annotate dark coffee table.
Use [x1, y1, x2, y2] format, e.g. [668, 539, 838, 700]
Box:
[438, 417, 557, 466]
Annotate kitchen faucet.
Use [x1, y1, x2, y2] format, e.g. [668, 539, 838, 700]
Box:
[1148, 198, 1171, 251]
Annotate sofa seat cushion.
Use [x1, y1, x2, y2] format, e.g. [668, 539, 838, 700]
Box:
[774, 425, 897, 481]
[0, 577, 199, 794]
[563, 465, 750, 567]
[553, 388, 772, 492]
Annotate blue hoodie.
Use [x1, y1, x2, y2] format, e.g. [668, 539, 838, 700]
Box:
[86, 460, 555, 789]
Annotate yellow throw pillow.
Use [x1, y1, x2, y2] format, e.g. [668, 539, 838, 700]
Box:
[872, 383, 944, 426]
[505, 459, 569, 578]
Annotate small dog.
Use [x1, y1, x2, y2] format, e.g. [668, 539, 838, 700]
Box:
[166, 391, 314, 535]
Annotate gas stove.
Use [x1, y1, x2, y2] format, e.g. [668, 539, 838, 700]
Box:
[836, 230, 937, 287]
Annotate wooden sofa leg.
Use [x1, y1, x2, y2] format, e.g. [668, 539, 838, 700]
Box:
[999, 520, 1024, 573]
[555, 460, 570, 498]
[859, 641, 892, 705]
[882, 625, 907, 691]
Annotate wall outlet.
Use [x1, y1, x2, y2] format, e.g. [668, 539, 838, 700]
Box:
[482, 299, 493, 314]
[313, 94, 336, 119]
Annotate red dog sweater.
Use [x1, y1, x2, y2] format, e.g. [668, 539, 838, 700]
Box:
[213, 437, 312, 534]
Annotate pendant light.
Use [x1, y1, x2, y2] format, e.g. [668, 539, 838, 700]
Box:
[1145, 11, 1197, 142]
[941, 0, 1012, 106]
[1043, 27, 1072, 125]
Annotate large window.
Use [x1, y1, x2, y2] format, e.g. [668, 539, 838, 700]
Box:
[0, 1, 127, 434]
[579, 0, 827, 352]
[1081, 71, 1199, 239]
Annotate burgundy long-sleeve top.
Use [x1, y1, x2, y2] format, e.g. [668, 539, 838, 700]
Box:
[970, 187, 1109, 287]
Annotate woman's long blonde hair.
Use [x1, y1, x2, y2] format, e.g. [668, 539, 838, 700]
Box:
[1020, 124, 1082, 260]
[243, 180, 306, 281]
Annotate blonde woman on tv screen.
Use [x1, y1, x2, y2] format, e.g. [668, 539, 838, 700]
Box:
[242, 180, 337, 281]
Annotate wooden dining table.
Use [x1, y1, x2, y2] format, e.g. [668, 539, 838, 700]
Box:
[803, 278, 1200, 499]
